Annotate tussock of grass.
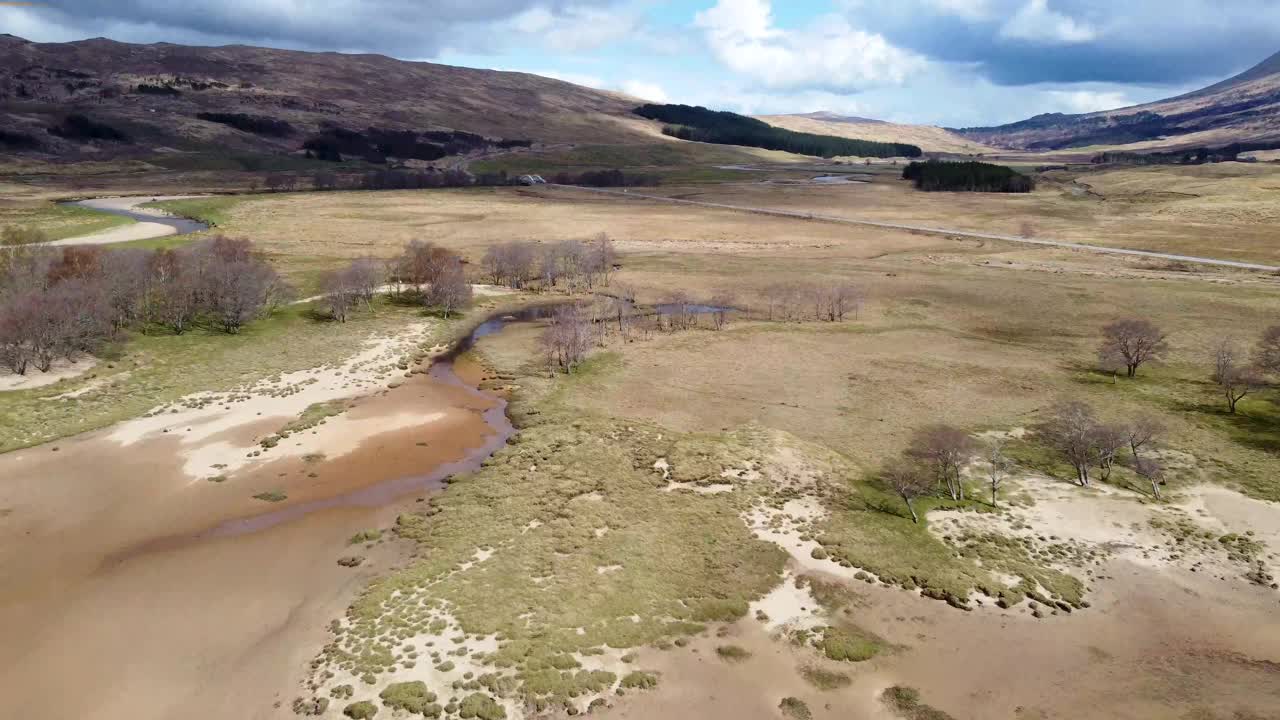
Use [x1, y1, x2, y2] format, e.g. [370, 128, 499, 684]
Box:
[349, 529, 383, 545]
[342, 700, 378, 719]
[379, 681, 439, 715]
[715, 645, 751, 662]
[881, 685, 957, 720]
[779, 696, 812, 720]
[799, 665, 851, 690]
[252, 490, 287, 503]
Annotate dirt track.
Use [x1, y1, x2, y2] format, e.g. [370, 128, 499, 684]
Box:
[551, 185, 1280, 272]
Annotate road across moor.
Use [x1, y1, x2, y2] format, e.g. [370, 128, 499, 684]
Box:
[550, 185, 1280, 273]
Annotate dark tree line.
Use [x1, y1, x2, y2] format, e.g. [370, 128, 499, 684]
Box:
[302, 126, 533, 164]
[902, 161, 1035, 193]
[634, 103, 922, 159]
[47, 114, 130, 143]
[197, 112, 295, 138]
[1, 237, 290, 376]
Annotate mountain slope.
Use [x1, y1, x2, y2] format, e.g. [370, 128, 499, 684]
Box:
[955, 50, 1280, 151]
[0, 34, 652, 161]
[757, 112, 995, 154]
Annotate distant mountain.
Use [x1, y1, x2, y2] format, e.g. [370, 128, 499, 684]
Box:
[757, 112, 994, 155]
[0, 34, 650, 162]
[954, 50, 1280, 151]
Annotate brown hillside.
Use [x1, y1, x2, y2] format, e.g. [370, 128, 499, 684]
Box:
[0, 34, 652, 161]
[757, 112, 996, 155]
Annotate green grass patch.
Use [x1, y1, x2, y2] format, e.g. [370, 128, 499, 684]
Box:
[0, 200, 133, 241]
[350, 529, 383, 545]
[146, 195, 256, 228]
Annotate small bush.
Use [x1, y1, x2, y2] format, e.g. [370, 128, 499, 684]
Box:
[799, 665, 851, 690]
[715, 645, 752, 663]
[349, 529, 383, 544]
[253, 490, 288, 502]
[620, 671, 658, 690]
[810, 547, 828, 560]
[343, 700, 378, 719]
[330, 685, 354, 699]
[881, 686, 957, 720]
[337, 556, 364, 567]
[457, 692, 505, 720]
[779, 697, 812, 720]
[819, 626, 881, 662]
[380, 681, 437, 714]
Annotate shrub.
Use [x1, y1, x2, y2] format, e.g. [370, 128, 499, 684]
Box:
[799, 666, 851, 690]
[349, 529, 383, 544]
[620, 671, 658, 690]
[343, 700, 378, 719]
[457, 692, 505, 720]
[330, 685, 354, 699]
[380, 681, 437, 714]
[881, 685, 957, 720]
[779, 697, 812, 720]
[715, 645, 751, 662]
[819, 626, 880, 662]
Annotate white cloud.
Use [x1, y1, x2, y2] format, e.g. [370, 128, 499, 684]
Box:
[694, 0, 928, 91]
[524, 69, 607, 88]
[1000, 0, 1097, 44]
[1041, 89, 1132, 113]
[506, 4, 641, 53]
[619, 80, 669, 103]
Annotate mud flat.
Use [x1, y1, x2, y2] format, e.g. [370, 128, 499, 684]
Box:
[0, 310, 539, 720]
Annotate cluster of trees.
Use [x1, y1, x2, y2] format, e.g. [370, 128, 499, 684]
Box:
[1034, 402, 1167, 497]
[1091, 141, 1280, 166]
[197, 112, 295, 138]
[302, 126, 533, 164]
[758, 282, 863, 323]
[902, 161, 1035, 193]
[318, 241, 472, 321]
[1096, 317, 1280, 416]
[547, 170, 661, 187]
[0, 237, 289, 376]
[633, 104, 922, 159]
[883, 425, 1011, 523]
[481, 236, 617, 293]
[47, 114, 129, 143]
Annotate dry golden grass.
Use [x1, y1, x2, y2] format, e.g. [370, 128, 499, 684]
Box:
[757, 114, 996, 155]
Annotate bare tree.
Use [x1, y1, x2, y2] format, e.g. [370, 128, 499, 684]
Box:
[985, 439, 1011, 507]
[1134, 457, 1166, 500]
[884, 462, 932, 523]
[321, 267, 358, 322]
[906, 424, 974, 501]
[1090, 423, 1128, 481]
[588, 233, 618, 287]
[1126, 416, 1164, 462]
[423, 255, 471, 317]
[1099, 319, 1167, 378]
[1213, 339, 1265, 413]
[709, 292, 734, 330]
[1035, 401, 1099, 486]
[1255, 326, 1280, 375]
[540, 305, 591, 374]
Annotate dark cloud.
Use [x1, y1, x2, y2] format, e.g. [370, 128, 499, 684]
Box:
[842, 0, 1280, 86]
[8, 1, 619, 56]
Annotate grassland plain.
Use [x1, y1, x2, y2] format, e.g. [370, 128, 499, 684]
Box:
[7, 171, 1280, 719]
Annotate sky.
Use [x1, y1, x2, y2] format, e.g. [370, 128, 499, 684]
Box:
[3, 0, 1279, 127]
